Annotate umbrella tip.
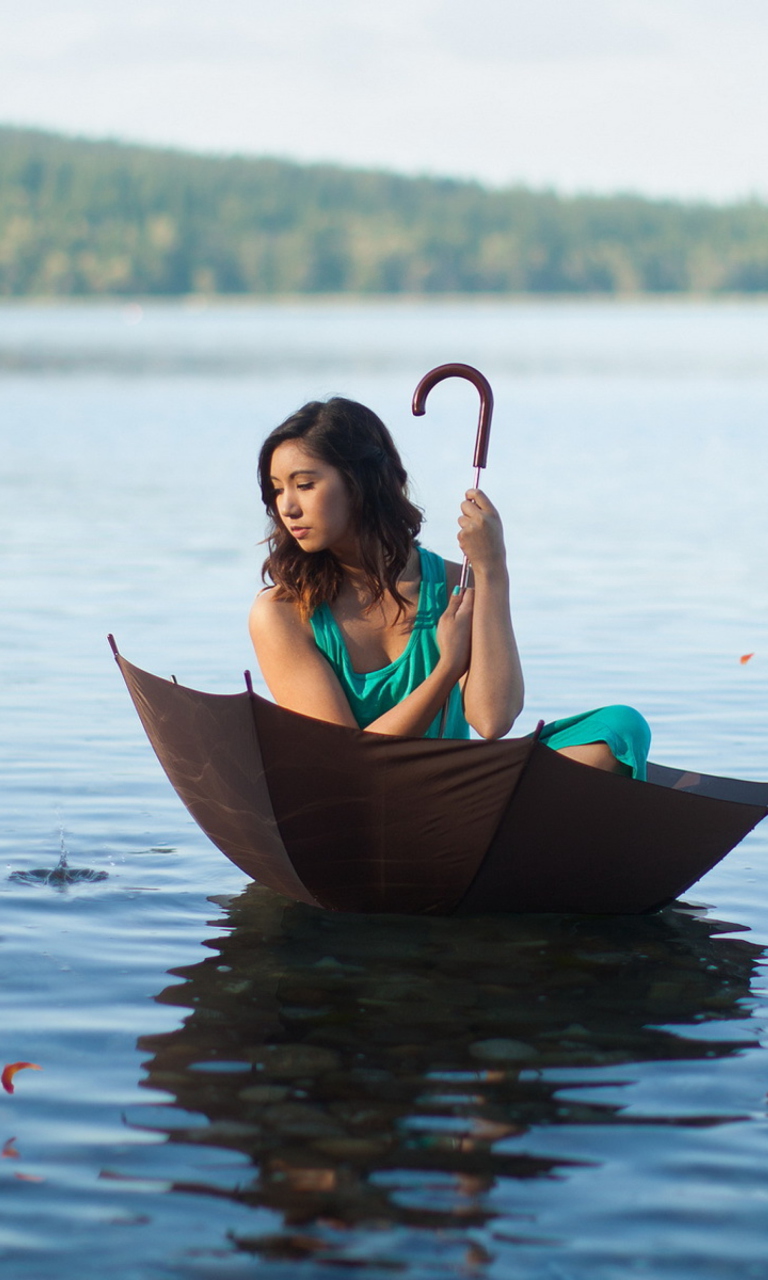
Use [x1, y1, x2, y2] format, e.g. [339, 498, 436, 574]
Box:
[107, 634, 119, 659]
[244, 670, 254, 694]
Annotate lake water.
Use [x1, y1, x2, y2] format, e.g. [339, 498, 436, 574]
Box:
[1, 298, 767, 1278]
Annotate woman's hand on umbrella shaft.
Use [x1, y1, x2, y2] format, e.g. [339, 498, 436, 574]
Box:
[457, 489, 506, 575]
[436, 586, 474, 680]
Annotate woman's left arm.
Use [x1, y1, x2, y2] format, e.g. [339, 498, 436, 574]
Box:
[455, 488, 524, 739]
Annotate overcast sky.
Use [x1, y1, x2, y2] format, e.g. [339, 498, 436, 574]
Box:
[1, 0, 766, 202]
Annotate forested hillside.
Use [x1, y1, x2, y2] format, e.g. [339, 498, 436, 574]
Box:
[2, 126, 768, 295]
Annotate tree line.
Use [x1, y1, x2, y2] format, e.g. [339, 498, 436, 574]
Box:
[2, 126, 768, 296]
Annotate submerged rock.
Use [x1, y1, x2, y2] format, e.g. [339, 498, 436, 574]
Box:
[248, 1044, 342, 1078]
[468, 1038, 539, 1063]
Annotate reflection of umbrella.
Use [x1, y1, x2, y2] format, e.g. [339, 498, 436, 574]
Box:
[110, 640, 767, 915]
[132, 886, 765, 1255]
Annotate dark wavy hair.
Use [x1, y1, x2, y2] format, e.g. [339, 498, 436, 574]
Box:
[258, 397, 423, 619]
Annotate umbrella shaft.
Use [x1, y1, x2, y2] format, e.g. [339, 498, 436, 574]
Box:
[458, 467, 482, 593]
[443, 465, 484, 731]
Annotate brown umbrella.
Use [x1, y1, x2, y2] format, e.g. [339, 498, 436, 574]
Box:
[109, 639, 767, 915]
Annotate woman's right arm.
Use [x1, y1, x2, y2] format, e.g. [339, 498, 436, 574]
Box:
[249, 590, 358, 727]
[449, 488, 524, 739]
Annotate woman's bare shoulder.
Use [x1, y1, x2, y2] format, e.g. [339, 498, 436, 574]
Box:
[251, 584, 280, 609]
[249, 587, 307, 642]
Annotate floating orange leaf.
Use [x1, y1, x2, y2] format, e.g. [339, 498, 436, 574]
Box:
[740, 653, 755, 665]
[1, 1138, 19, 1159]
[1, 1063, 42, 1095]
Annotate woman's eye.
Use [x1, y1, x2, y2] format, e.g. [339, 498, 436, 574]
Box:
[297, 482, 314, 491]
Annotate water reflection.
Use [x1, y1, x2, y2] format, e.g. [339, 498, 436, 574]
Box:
[136, 888, 763, 1267]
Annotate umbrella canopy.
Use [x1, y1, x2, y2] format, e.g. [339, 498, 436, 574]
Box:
[111, 644, 768, 915]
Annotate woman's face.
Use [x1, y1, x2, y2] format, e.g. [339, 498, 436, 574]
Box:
[269, 440, 356, 558]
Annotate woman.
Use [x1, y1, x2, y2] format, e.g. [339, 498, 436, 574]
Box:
[249, 397, 650, 778]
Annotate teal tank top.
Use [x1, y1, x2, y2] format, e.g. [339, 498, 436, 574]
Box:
[309, 546, 469, 739]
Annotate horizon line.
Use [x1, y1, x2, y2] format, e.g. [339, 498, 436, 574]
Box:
[1, 120, 765, 213]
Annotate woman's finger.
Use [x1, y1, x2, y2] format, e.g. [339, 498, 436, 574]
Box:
[467, 486, 496, 504]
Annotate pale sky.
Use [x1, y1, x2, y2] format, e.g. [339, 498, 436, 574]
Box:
[1, 0, 766, 202]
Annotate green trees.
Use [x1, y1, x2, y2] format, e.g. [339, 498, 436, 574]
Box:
[1, 126, 768, 296]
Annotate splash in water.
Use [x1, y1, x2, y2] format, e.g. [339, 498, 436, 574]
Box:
[9, 817, 108, 889]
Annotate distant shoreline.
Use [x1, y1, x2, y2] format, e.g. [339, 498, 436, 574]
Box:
[4, 292, 768, 307]
[4, 128, 768, 298]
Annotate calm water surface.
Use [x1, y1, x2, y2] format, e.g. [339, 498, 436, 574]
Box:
[1, 299, 767, 1278]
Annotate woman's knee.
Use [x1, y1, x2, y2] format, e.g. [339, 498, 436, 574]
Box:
[557, 741, 626, 773]
[603, 705, 652, 755]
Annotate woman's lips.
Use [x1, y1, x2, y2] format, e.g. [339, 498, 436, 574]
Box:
[290, 527, 310, 539]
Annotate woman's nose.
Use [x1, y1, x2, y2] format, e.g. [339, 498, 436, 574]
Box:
[280, 491, 301, 518]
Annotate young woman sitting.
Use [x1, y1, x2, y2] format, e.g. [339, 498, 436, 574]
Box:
[249, 397, 650, 778]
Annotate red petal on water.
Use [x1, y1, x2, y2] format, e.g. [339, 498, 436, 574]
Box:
[1, 1063, 42, 1095]
[739, 653, 755, 665]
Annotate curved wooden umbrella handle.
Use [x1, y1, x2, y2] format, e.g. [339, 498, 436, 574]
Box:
[412, 362, 494, 470]
[412, 364, 496, 739]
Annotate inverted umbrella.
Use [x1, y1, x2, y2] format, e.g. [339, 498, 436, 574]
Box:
[109, 362, 767, 914]
[109, 639, 767, 915]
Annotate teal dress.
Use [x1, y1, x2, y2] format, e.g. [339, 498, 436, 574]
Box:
[310, 546, 650, 778]
[310, 546, 467, 739]
[538, 706, 650, 781]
